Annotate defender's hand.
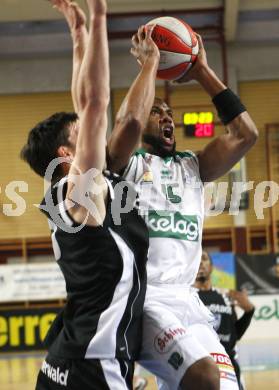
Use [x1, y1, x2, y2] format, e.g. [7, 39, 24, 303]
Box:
[49, 0, 87, 31]
[130, 25, 160, 66]
[86, 0, 107, 15]
[228, 290, 255, 312]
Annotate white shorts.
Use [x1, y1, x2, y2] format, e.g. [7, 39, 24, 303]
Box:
[139, 284, 239, 390]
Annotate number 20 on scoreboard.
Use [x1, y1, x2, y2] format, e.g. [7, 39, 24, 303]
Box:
[183, 112, 214, 138]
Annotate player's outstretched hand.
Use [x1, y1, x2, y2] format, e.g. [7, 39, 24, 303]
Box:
[86, 0, 107, 15]
[228, 290, 255, 313]
[49, 0, 87, 32]
[130, 25, 160, 67]
[175, 34, 209, 84]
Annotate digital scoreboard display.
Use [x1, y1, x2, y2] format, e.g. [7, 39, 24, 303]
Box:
[183, 112, 215, 138]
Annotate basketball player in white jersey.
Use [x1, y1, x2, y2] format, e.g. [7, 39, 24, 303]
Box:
[52, 1, 258, 389]
[108, 28, 258, 390]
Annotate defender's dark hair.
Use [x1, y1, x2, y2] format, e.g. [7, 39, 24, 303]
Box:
[20, 112, 78, 181]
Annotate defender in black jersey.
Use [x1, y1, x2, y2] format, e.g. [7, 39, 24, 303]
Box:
[195, 251, 255, 390]
[20, 1, 149, 389]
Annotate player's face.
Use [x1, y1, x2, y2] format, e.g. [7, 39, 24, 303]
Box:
[144, 101, 175, 153]
[67, 120, 79, 151]
[57, 120, 79, 163]
[61, 120, 108, 170]
[196, 251, 213, 281]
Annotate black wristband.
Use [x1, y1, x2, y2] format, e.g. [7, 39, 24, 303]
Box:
[212, 88, 246, 125]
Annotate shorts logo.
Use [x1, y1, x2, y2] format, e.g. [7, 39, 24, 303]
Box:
[154, 326, 187, 354]
[220, 371, 237, 382]
[211, 353, 233, 368]
[41, 360, 69, 386]
[168, 352, 184, 370]
[211, 353, 236, 382]
[145, 211, 199, 241]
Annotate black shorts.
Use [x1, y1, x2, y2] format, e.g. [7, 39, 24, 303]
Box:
[36, 354, 134, 390]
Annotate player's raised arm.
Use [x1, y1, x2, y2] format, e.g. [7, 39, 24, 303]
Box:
[177, 35, 258, 183]
[66, 0, 110, 225]
[107, 25, 160, 173]
[49, 0, 88, 113]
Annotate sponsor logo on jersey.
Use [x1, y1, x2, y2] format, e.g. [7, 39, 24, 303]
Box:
[41, 360, 69, 386]
[154, 326, 187, 353]
[141, 171, 153, 184]
[207, 303, 233, 315]
[145, 211, 199, 241]
[161, 169, 173, 180]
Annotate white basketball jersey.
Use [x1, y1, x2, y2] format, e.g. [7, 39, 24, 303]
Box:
[123, 149, 204, 285]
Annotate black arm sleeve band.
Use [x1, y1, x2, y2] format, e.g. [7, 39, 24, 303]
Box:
[212, 88, 247, 125]
[235, 307, 255, 340]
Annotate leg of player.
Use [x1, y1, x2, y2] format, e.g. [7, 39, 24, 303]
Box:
[139, 286, 239, 390]
[139, 301, 221, 390]
[180, 357, 220, 390]
[185, 323, 240, 390]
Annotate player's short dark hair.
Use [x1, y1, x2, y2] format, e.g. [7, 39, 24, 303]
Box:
[21, 112, 78, 182]
[154, 96, 166, 105]
[202, 249, 213, 265]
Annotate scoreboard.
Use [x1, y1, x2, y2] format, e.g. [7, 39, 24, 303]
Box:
[183, 111, 214, 138]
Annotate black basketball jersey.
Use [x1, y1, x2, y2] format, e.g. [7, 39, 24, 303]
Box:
[197, 288, 237, 353]
[40, 172, 149, 360]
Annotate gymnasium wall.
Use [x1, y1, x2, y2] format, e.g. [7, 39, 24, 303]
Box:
[1, 42, 279, 93]
[0, 80, 279, 239]
[0, 92, 73, 239]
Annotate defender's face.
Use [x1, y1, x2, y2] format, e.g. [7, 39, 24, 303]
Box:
[196, 251, 213, 281]
[64, 120, 107, 170]
[67, 120, 80, 151]
[144, 101, 175, 152]
[57, 120, 79, 163]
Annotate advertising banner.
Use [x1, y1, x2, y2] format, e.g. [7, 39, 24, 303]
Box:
[236, 254, 279, 294]
[0, 307, 61, 352]
[0, 263, 66, 302]
[237, 294, 279, 369]
[211, 252, 236, 290]
[238, 294, 279, 341]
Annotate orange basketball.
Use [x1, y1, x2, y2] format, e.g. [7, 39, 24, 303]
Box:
[146, 16, 199, 81]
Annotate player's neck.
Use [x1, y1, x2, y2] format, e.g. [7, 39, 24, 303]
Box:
[141, 140, 175, 158]
[195, 279, 212, 291]
[141, 141, 153, 154]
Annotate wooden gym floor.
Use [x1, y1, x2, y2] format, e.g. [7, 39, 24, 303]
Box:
[0, 353, 278, 390]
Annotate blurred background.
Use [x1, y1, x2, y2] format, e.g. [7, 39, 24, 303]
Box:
[0, 0, 279, 389]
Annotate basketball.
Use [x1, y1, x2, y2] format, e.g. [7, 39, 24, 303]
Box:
[146, 16, 199, 81]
